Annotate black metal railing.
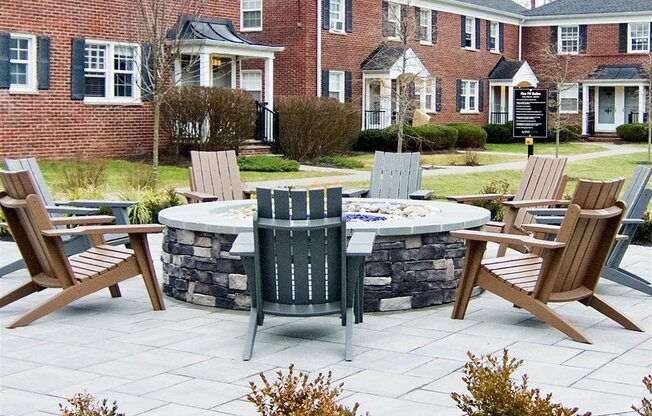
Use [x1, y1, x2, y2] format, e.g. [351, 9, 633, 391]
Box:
[628, 112, 649, 124]
[255, 101, 280, 153]
[364, 110, 387, 130]
[490, 112, 509, 124]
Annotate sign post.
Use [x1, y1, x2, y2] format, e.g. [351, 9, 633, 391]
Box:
[513, 88, 548, 158]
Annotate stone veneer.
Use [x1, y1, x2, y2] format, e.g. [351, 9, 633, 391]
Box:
[161, 227, 467, 312]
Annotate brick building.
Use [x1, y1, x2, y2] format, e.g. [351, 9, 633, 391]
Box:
[1, 0, 651, 159]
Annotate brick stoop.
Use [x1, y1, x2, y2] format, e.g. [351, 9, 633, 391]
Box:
[585, 133, 622, 143]
[240, 140, 274, 155]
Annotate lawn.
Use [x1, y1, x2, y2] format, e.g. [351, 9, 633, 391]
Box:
[348, 151, 523, 169]
[484, 142, 607, 155]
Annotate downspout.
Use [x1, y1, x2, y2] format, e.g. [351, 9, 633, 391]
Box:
[518, 18, 524, 60]
[317, 0, 323, 96]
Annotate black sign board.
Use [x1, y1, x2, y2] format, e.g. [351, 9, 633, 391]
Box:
[513, 88, 548, 139]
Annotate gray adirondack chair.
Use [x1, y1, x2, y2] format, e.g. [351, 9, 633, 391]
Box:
[230, 187, 376, 361]
[1, 158, 135, 277]
[529, 165, 652, 295]
[343, 151, 432, 200]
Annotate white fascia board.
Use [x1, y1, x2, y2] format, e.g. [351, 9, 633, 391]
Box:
[178, 40, 284, 59]
[410, 0, 524, 25]
[513, 61, 538, 87]
[522, 12, 652, 27]
[582, 79, 647, 87]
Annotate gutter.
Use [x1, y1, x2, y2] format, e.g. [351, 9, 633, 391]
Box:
[317, 0, 323, 97]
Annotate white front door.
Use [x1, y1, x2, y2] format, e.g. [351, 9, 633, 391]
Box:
[595, 86, 625, 133]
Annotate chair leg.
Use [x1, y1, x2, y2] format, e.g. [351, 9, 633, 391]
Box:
[521, 298, 591, 344]
[108, 284, 122, 298]
[345, 308, 354, 361]
[243, 308, 259, 361]
[130, 234, 165, 311]
[0, 282, 40, 309]
[452, 240, 486, 320]
[581, 295, 644, 332]
[602, 267, 652, 296]
[0, 258, 27, 278]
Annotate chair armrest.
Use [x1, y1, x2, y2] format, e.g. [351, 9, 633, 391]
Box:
[484, 221, 505, 232]
[446, 193, 508, 204]
[56, 200, 137, 209]
[533, 216, 564, 225]
[527, 208, 568, 216]
[347, 232, 376, 257]
[409, 190, 433, 200]
[42, 224, 164, 237]
[50, 215, 115, 226]
[450, 230, 566, 250]
[503, 199, 567, 209]
[621, 218, 645, 225]
[45, 205, 99, 215]
[342, 189, 369, 198]
[521, 223, 561, 235]
[615, 234, 629, 241]
[230, 232, 255, 257]
[177, 190, 219, 203]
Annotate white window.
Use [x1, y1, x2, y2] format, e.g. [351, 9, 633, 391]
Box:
[559, 26, 579, 54]
[414, 77, 436, 112]
[464, 17, 475, 49]
[9, 34, 37, 92]
[328, 71, 344, 102]
[329, 0, 345, 32]
[559, 83, 579, 113]
[629, 23, 650, 53]
[178, 55, 200, 86]
[419, 9, 432, 43]
[387, 2, 401, 39]
[84, 41, 140, 103]
[460, 80, 479, 112]
[241, 70, 262, 102]
[489, 21, 499, 52]
[241, 0, 262, 31]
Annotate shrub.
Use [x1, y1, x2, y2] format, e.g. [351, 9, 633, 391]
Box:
[276, 96, 361, 161]
[312, 156, 364, 169]
[617, 124, 649, 142]
[0, 209, 10, 239]
[59, 159, 107, 191]
[248, 365, 363, 416]
[633, 211, 652, 246]
[463, 149, 480, 166]
[124, 163, 157, 189]
[485, 121, 515, 144]
[405, 125, 458, 151]
[547, 123, 581, 143]
[59, 392, 124, 416]
[353, 128, 396, 152]
[448, 124, 488, 149]
[452, 350, 591, 416]
[632, 376, 652, 416]
[121, 188, 184, 225]
[237, 156, 299, 172]
[472, 179, 514, 221]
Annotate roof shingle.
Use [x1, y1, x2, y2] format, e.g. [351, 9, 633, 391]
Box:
[523, 0, 652, 17]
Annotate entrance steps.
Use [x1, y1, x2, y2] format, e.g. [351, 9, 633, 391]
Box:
[240, 139, 273, 156]
[587, 133, 621, 143]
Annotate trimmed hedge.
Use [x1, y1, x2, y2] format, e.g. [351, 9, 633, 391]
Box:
[547, 124, 581, 143]
[616, 123, 649, 142]
[237, 156, 299, 172]
[354, 128, 396, 152]
[448, 124, 487, 148]
[312, 156, 364, 169]
[354, 125, 458, 152]
[484, 122, 515, 144]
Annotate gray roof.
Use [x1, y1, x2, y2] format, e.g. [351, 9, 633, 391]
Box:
[361, 45, 408, 71]
[167, 16, 265, 46]
[523, 0, 652, 16]
[489, 58, 525, 79]
[586, 64, 647, 80]
[454, 0, 527, 15]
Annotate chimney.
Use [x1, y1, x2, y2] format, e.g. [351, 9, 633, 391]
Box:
[531, 0, 536, 8]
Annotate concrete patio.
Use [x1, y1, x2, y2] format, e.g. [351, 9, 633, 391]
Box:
[0, 235, 650, 416]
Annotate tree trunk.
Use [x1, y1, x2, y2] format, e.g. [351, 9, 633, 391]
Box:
[153, 98, 160, 182]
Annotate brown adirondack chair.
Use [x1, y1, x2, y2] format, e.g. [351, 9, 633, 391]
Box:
[0, 170, 165, 328]
[177, 150, 253, 203]
[450, 178, 643, 344]
[447, 156, 568, 256]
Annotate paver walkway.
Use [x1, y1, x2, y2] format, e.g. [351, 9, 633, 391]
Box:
[0, 235, 650, 416]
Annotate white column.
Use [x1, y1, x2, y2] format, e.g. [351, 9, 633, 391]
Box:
[507, 86, 514, 121]
[640, 85, 647, 123]
[488, 83, 494, 124]
[582, 83, 590, 136]
[381, 78, 392, 128]
[199, 52, 210, 87]
[264, 58, 274, 111]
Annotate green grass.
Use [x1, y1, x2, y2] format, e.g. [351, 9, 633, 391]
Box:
[349, 152, 523, 169]
[484, 142, 607, 155]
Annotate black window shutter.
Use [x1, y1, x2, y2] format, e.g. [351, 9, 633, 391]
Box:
[141, 43, 154, 101]
[37, 36, 51, 90]
[578, 83, 583, 112]
[71, 38, 85, 100]
[456, 79, 462, 112]
[435, 77, 442, 112]
[0, 33, 10, 89]
[382, 1, 390, 37]
[618, 23, 628, 53]
[550, 26, 558, 52]
[344, 71, 352, 102]
[432, 11, 438, 43]
[579, 25, 587, 54]
[478, 81, 484, 112]
[475, 19, 481, 49]
[345, 0, 352, 32]
[322, 70, 329, 97]
[499, 23, 505, 52]
[322, 0, 330, 30]
[486, 21, 491, 50]
[415, 7, 422, 40]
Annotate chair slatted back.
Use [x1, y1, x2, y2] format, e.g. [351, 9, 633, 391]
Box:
[254, 187, 345, 306]
[0, 170, 75, 287]
[4, 158, 56, 207]
[512, 156, 567, 227]
[621, 165, 652, 217]
[189, 150, 243, 201]
[549, 179, 625, 295]
[368, 151, 421, 199]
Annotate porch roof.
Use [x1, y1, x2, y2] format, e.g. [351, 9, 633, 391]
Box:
[585, 64, 647, 81]
[361, 45, 429, 78]
[489, 58, 524, 80]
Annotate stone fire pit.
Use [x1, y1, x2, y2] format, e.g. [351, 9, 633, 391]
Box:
[158, 199, 489, 312]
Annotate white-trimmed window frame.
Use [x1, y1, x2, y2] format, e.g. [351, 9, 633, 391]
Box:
[419, 9, 433, 44]
[464, 17, 476, 49]
[329, 0, 345, 33]
[241, 0, 263, 32]
[489, 21, 500, 53]
[628, 22, 650, 53]
[8, 33, 37, 94]
[241, 69, 263, 102]
[460, 79, 479, 113]
[328, 70, 345, 102]
[415, 77, 436, 113]
[387, 2, 401, 41]
[559, 83, 579, 114]
[83, 40, 141, 105]
[558, 25, 580, 55]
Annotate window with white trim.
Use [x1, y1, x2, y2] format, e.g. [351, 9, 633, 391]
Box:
[559, 83, 579, 113]
[464, 17, 475, 49]
[629, 23, 650, 53]
[460, 80, 478, 112]
[387, 2, 401, 39]
[414, 77, 436, 112]
[84, 41, 140, 102]
[9, 34, 36, 92]
[329, 0, 345, 32]
[241, 0, 262, 31]
[419, 9, 432, 43]
[559, 26, 579, 54]
[241, 70, 262, 102]
[328, 71, 344, 102]
[178, 54, 200, 86]
[489, 21, 499, 52]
